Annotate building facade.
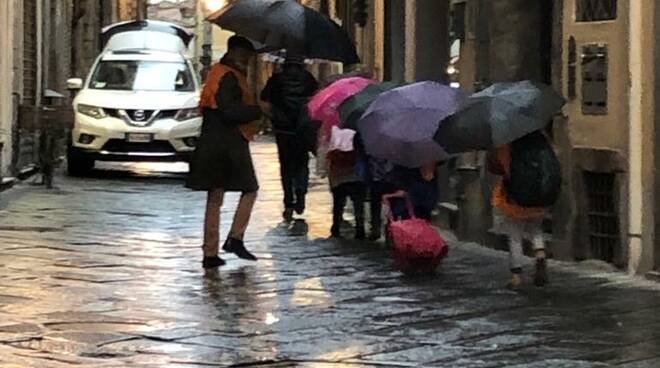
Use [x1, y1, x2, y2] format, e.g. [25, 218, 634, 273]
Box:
[443, 0, 660, 276]
[0, 0, 124, 180]
[339, 0, 659, 276]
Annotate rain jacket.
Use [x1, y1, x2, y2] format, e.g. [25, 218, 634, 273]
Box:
[201, 59, 261, 141]
[261, 64, 319, 133]
[488, 145, 546, 219]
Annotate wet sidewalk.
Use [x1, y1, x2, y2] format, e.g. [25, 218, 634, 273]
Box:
[1, 141, 660, 367]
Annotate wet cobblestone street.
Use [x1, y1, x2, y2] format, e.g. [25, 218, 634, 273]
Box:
[1, 141, 660, 367]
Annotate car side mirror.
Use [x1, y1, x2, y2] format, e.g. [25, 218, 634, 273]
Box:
[67, 78, 83, 90]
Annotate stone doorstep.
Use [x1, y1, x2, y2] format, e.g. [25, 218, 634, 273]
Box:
[646, 271, 660, 283]
[0, 177, 16, 192]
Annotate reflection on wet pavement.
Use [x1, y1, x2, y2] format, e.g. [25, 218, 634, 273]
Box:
[0, 140, 660, 367]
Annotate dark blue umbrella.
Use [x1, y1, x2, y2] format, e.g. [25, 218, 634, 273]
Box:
[434, 81, 564, 152]
[358, 82, 467, 168]
[209, 0, 359, 64]
[338, 81, 401, 130]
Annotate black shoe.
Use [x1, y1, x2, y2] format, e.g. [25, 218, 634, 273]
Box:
[283, 208, 294, 222]
[202, 256, 226, 269]
[223, 238, 258, 261]
[294, 196, 306, 215]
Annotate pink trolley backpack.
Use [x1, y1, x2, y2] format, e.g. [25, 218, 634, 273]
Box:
[383, 193, 449, 275]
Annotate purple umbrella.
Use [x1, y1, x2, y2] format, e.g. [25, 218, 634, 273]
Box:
[357, 82, 467, 168]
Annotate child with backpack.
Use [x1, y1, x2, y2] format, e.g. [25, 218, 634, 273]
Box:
[487, 131, 561, 288]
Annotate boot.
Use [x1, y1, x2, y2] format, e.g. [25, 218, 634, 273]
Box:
[369, 220, 382, 241]
[294, 192, 306, 215]
[283, 208, 294, 222]
[534, 251, 548, 287]
[330, 223, 342, 238]
[355, 217, 366, 240]
[223, 237, 258, 261]
[202, 256, 226, 269]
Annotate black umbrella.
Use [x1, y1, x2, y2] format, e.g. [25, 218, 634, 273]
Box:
[434, 81, 564, 153]
[338, 82, 400, 130]
[101, 20, 194, 49]
[208, 0, 360, 64]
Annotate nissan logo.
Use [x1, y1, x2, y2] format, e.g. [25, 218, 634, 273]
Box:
[133, 110, 146, 121]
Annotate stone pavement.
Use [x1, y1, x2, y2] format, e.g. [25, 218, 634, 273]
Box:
[1, 141, 660, 367]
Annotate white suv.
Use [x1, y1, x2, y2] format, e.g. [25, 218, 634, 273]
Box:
[67, 21, 202, 175]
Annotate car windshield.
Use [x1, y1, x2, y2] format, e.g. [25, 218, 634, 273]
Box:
[89, 60, 195, 92]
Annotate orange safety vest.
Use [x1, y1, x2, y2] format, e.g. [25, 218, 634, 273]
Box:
[200, 62, 260, 141]
[490, 145, 546, 220]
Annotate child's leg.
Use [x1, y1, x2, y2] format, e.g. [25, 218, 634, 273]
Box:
[507, 229, 524, 288]
[331, 185, 348, 237]
[529, 219, 548, 286]
[349, 183, 366, 239]
[530, 221, 546, 258]
[508, 233, 524, 274]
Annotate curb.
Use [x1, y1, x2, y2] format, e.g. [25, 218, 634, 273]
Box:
[17, 165, 39, 181]
[0, 165, 40, 194]
[0, 177, 16, 192]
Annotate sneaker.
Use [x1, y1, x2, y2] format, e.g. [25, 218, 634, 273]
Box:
[202, 256, 226, 269]
[283, 208, 294, 222]
[223, 238, 258, 261]
[534, 257, 548, 287]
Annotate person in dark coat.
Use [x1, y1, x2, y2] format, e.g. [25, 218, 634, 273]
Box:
[186, 36, 263, 269]
[387, 164, 440, 221]
[261, 55, 319, 221]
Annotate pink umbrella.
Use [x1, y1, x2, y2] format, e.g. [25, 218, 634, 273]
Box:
[308, 76, 374, 146]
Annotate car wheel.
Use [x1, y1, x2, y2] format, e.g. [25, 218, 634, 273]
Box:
[67, 147, 95, 176]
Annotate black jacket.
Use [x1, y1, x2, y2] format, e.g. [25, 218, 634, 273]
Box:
[261, 64, 319, 132]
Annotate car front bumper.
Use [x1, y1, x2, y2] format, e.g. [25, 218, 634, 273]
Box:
[71, 113, 201, 162]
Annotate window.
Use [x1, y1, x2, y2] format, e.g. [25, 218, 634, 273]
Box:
[576, 0, 617, 22]
[581, 44, 608, 115]
[90, 61, 195, 92]
[584, 171, 619, 263]
[567, 37, 577, 100]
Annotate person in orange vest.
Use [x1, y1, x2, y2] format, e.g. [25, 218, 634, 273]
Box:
[186, 36, 263, 269]
[487, 144, 548, 288]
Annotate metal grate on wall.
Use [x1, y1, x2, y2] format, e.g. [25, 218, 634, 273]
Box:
[583, 171, 619, 263]
[568, 37, 577, 100]
[23, 0, 38, 105]
[576, 0, 617, 22]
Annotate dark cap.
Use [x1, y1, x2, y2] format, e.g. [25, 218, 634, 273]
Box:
[228, 35, 256, 51]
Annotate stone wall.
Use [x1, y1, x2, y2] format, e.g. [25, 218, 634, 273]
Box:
[147, 0, 197, 29]
[147, 0, 208, 70]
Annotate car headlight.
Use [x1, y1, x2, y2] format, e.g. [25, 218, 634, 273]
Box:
[174, 107, 201, 122]
[77, 104, 106, 119]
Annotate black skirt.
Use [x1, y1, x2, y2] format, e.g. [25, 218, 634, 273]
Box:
[186, 109, 259, 192]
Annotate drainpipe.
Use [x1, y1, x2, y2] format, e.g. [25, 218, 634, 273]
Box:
[36, 0, 44, 106]
[627, 0, 654, 274]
